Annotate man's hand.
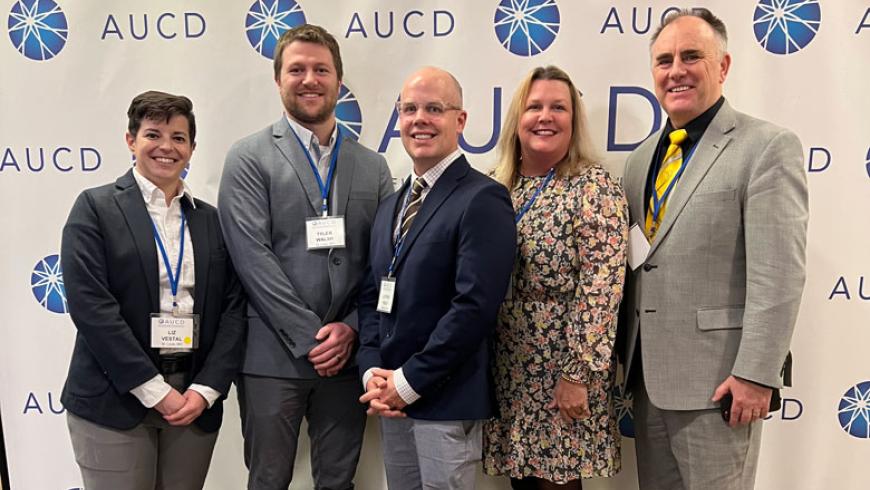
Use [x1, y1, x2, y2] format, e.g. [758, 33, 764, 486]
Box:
[153, 388, 186, 416]
[359, 373, 406, 418]
[308, 322, 356, 377]
[712, 375, 772, 427]
[163, 390, 208, 426]
[358, 368, 407, 417]
[547, 378, 590, 423]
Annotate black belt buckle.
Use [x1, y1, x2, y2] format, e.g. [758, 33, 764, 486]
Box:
[159, 355, 192, 375]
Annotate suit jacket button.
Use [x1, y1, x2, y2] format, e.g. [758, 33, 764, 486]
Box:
[332, 257, 342, 266]
[643, 263, 656, 272]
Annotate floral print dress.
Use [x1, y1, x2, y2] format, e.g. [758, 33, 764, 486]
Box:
[484, 164, 628, 482]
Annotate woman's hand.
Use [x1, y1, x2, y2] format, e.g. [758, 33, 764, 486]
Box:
[547, 377, 590, 423]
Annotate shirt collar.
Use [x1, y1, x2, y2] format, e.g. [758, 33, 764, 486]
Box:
[663, 96, 725, 146]
[285, 115, 338, 152]
[132, 166, 196, 208]
[413, 148, 463, 188]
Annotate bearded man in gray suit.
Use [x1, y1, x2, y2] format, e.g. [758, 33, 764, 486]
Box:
[619, 9, 808, 490]
[218, 24, 392, 490]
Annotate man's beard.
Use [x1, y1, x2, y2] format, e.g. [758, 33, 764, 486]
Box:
[284, 93, 337, 126]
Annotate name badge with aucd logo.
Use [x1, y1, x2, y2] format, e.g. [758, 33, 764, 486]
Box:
[306, 216, 346, 250]
[150, 313, 199, 349]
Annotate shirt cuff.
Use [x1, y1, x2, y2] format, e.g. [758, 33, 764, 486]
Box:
[188, 384, 221, 409]
[394, 367, 421, 405]
[129, 374, 172, 408]
[362, 367, 377, 390]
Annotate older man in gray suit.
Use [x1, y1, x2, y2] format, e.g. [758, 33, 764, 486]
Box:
[619, 8, 808, 490]
[218, 24, 392, 490]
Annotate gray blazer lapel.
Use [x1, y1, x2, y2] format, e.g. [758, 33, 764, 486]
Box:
[627, 135, 659, 225]
[114, 170, 160, 312]
[648, 104, 736, 257]
[333, 134, 357, 217]
[272, 119, 322, 213]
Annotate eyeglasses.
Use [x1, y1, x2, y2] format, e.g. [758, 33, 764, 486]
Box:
[396, 101, 463, 118]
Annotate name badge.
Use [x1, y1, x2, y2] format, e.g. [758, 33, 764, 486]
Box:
[377, 277, 396, 313]
[150, 313, 198, 349]
[627, 223, 651, 271]
[306, 216, 346, 250]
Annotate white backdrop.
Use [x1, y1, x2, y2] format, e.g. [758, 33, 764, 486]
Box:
[1, 1, 869, 489]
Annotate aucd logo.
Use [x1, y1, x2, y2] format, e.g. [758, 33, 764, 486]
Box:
[31, 254, 67, 314]
[7, 0, 68, 61]
[838, 381, 870, 439]
[245, 0, 305, 59]
[494, 0, 560, 57]
[753, 0, 821, 55]
[613, 385, 635, 438]
[336, 84, 363, 141]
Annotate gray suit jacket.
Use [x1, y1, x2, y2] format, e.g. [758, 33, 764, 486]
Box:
[620, 100, 808, 410]
[219, 118, 393, 378]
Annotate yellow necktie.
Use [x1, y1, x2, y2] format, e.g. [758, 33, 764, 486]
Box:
[645, 129, 688, 239]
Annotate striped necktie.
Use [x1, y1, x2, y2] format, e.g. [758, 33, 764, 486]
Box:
[645, 128, 688, 239]
[399, 177, 427, 241]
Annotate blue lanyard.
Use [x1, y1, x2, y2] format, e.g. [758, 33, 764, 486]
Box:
[151, 209, 186, 311]
[649, 143, 697, 223]
[290, 126, 343, 217]
[386, 179, 418, 278]
[515, 168, 555, 224]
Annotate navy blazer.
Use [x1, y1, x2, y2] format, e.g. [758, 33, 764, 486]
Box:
[357, 156, 516, 420]
[60, 169, 247, 432]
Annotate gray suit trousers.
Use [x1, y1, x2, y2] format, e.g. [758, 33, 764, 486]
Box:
[634, 378, 762, 490]
[238, 373, 366, 490]
[379, 417, 482, 490]
[67, 410, 218, 490]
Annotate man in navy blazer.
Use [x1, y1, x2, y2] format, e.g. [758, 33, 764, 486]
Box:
[358, 67, 516, 489]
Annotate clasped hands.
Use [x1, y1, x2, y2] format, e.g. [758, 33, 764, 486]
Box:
[308, 322, 356, 377]
[359, 368, 407, 418]
[154, 388, 207, 426]
[548, 377, 591, 423]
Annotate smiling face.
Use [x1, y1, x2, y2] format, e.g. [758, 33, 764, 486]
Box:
[276, 40, 340, 132]
[518, 79, 573, 170]
[127, 115, 194, 195]
[398, 68, 467, 174]
[651, 15, 730, 128]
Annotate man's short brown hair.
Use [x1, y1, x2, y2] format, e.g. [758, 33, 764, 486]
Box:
[273, 24, 343, 81]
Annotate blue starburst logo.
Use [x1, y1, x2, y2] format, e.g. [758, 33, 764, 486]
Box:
[335, 84, 362, 141]
[245, 0, 306, 60]
[838, 381, 870, 438]
[753, 0, 821, 55]
[7, 0, 68, 61]
[31, 254, 67, 314]
[494, 0, 560, 57]
[864, 147, 869, 179]
[613, 385, 635, 438]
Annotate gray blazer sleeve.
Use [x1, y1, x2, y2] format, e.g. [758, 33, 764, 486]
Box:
[218, 141, 321, 358]
[731, 128, 807, 387]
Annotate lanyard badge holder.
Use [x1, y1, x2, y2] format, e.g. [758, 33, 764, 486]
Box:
[149, 211, 199, 351]
[294, 128, 347, 250]
[377, 180, 419, 314]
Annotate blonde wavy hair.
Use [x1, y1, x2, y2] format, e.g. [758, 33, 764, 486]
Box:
[491, 65, 599, 189]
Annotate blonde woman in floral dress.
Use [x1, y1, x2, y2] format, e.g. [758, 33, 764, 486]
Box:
[484, 66, 628, 490]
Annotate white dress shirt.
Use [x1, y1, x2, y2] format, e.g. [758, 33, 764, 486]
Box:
[128, 167, 220, 409]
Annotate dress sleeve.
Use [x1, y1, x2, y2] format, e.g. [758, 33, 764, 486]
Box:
[561, 170, 629, 385]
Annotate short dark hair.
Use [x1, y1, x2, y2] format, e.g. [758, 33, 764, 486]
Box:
[651, 8, 728, 54]
[127, 91, 196, 143]
[273, 24, 343, 81]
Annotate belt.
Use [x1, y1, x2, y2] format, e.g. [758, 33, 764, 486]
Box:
[158, 355, 193, 375]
